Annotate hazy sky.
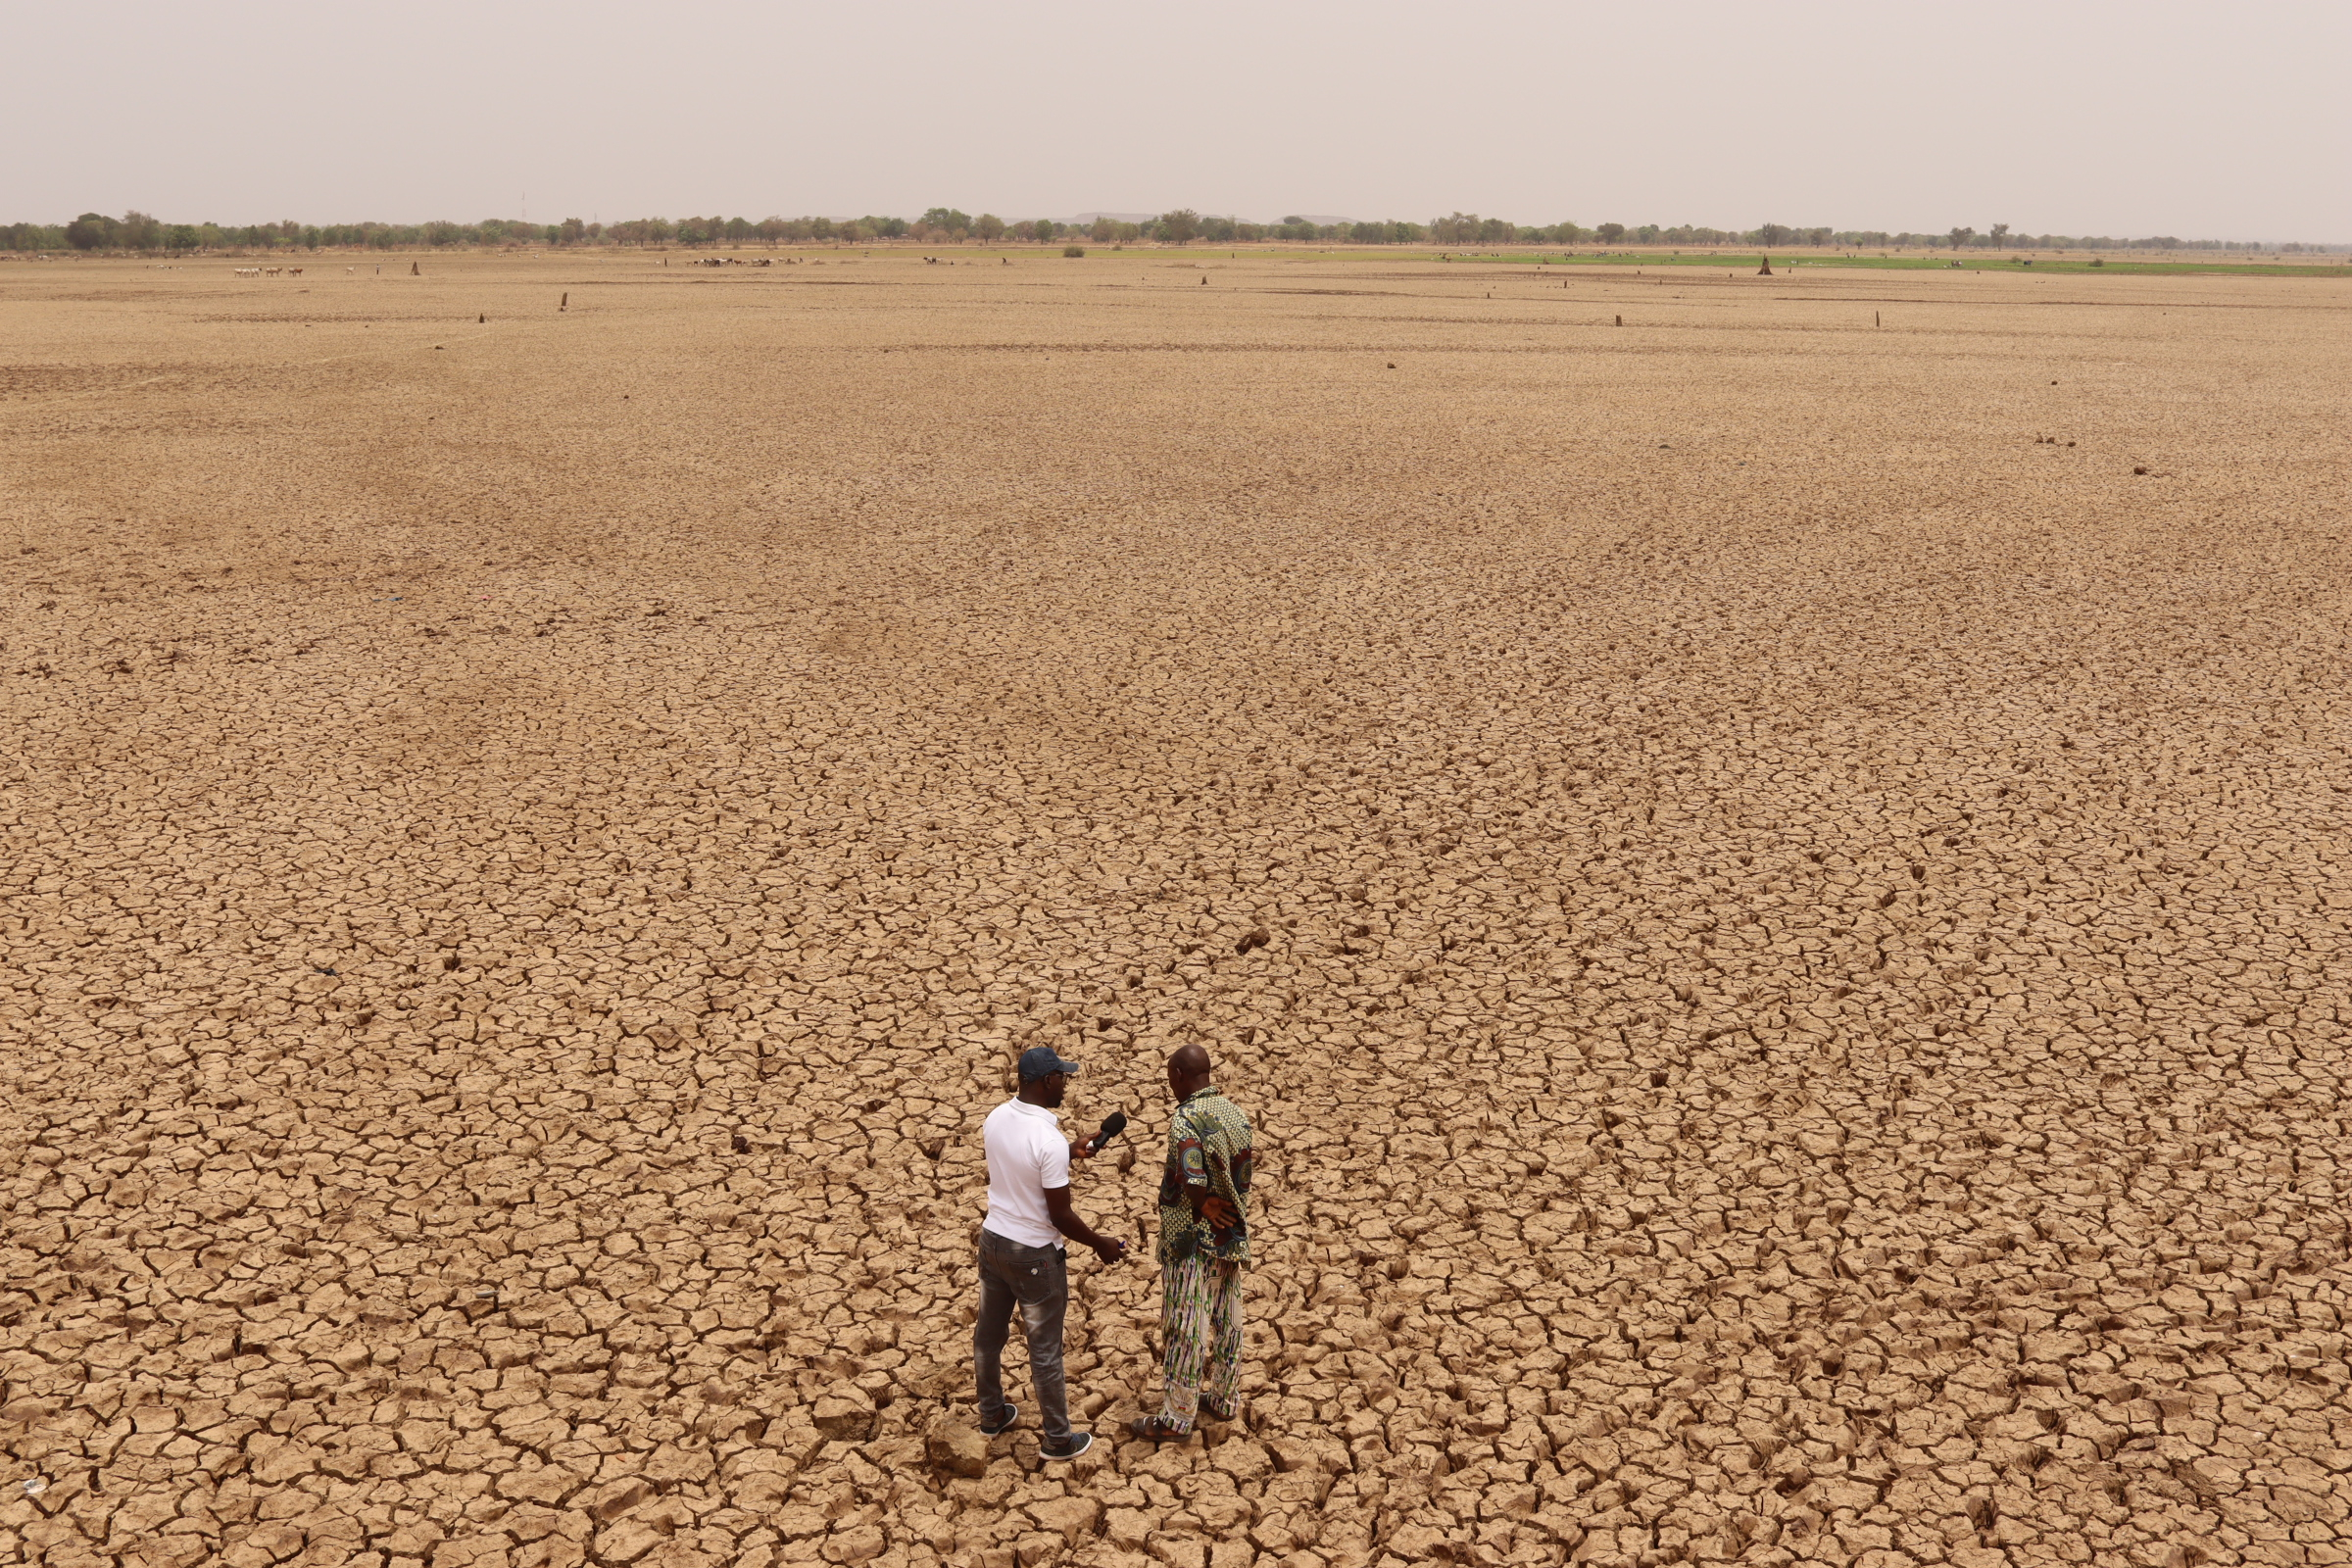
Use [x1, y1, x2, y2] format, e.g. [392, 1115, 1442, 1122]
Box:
[11, 0, 2347, 240]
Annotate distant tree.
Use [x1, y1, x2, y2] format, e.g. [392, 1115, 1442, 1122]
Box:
[1803, 226, 1832, 247]
[922, 208, 971, 233]
[1948, 226, 1975, 249]
[116, 211, 165, 250]
[1156, 209, 1199, 244]
[1755, 222, 1789, 248]
[65, 213, 116, 250]
[1090, 217, 1116, 242]
[972, 213, 1004, 240]
[1989, 222, 2010, 246]
[1200, 215, 1236, 243]
[1595, 221, 1627, 244]
[1431, 213, 1478, 244]
[838, 220, 866, 243]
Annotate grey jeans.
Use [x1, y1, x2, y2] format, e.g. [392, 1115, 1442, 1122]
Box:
[974, 1228, 1071, 1442]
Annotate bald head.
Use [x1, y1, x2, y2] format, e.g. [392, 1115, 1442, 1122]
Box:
[1165, 1044, 1214, 1102]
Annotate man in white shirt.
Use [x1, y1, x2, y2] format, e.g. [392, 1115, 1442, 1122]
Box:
[975, 1045, 1128, 1460]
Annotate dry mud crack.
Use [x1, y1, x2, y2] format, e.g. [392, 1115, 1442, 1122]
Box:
[2, 253, 2348, 1568]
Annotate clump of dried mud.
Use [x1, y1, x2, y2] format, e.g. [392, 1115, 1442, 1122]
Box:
[2, 252, 2348, 1568]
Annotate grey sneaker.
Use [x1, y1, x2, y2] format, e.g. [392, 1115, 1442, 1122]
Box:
[980, 1403, 1019, 1437]
[1040, 1432, 1094, 1461]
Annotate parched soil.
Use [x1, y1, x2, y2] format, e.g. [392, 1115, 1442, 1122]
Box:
[2, 251, 2349, 1568]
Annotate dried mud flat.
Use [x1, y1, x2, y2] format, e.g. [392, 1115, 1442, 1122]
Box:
[2, 250, 2349, 1568]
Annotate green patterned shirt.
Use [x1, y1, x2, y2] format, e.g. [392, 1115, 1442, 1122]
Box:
[1157, 1088, 1254, 1268]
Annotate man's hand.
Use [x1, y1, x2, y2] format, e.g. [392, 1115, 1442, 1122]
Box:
[1185, 1182, 1241, 1233]
[1069, 1139, 1095, 1161]
[1091, 1236, 1129, 1265]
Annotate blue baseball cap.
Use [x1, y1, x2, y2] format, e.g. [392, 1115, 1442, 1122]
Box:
[1017, 1046, 1082, 1082]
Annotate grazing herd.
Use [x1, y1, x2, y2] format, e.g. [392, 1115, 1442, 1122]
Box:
[223, 256, 832, 281]
[217, 254, 866, 282]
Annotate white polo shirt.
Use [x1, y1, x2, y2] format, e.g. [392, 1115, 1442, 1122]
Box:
[982, 1098, 1070, 1250]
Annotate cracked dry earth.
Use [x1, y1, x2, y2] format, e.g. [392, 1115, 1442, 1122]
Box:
[2, 251, 2350, 1568]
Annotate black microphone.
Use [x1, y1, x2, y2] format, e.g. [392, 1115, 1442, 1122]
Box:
[1092, 1110, 1129, 1152]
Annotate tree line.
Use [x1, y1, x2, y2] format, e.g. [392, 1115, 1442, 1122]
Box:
[2, 208, 2334, 256]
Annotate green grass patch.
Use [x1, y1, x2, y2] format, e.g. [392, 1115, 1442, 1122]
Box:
[1109, 245, 2351, 278]
[1467, 251, 2352, 278]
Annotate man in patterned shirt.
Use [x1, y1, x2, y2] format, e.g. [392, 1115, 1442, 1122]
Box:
[1131, 1044, 1254, 1441]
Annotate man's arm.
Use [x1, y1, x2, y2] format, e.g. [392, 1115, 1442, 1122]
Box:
[1179, 1126, 1243, 1231]
[1044, 1186, 1128, 1263]
[1184, 1181, 1241, 1231]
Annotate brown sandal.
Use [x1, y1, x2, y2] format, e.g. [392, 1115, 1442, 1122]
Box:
[1128, 1416, 1189, 1443]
